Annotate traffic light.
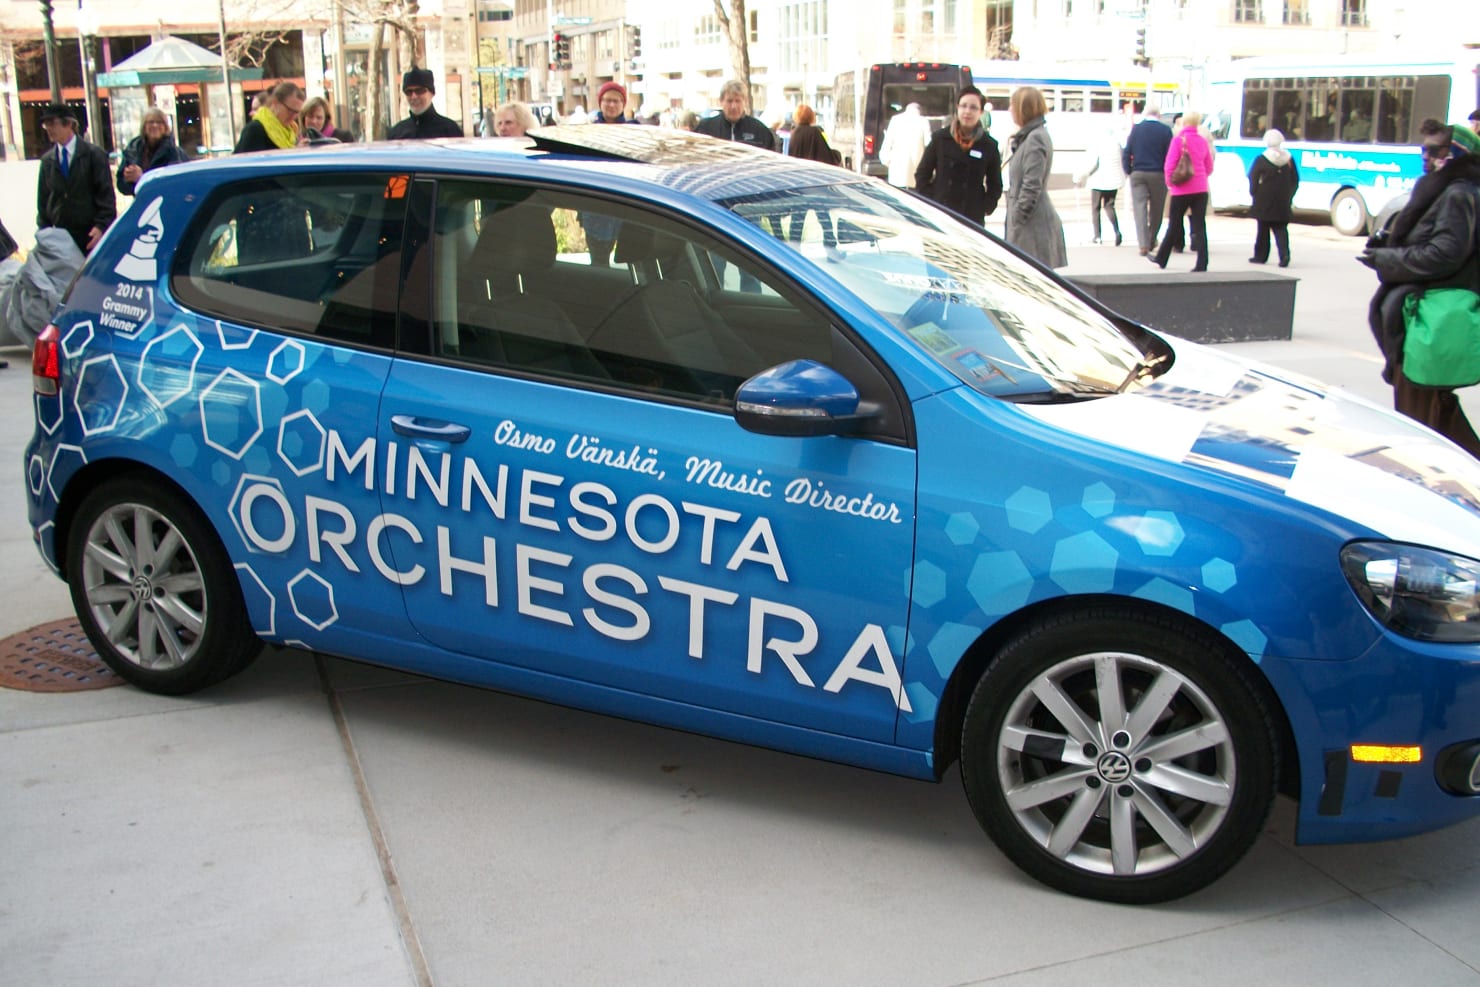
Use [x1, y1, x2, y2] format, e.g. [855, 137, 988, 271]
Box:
[628, 26, 642, 61]
[551, 32, 570, 70]
[1134, 26, 1148, 67]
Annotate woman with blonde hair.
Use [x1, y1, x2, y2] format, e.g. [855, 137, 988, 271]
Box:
[1152, 109, 1216, 272]
[491, 101, 539, 137]
[234, 81, 306, 153]
[301, 96, 353, 142]
[1005, 85, 1067, 267]
[116, 106, 189, 196]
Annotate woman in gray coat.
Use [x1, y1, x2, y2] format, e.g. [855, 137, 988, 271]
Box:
[1005, 86, 1068, 268]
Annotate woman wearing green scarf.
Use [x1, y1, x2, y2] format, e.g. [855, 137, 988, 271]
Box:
[235, 82, 306, 153]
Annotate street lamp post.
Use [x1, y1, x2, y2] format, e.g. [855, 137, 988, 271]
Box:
[76, 2, 101, 144]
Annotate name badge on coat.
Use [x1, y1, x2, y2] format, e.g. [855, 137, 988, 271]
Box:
[969, 149, 983, 158]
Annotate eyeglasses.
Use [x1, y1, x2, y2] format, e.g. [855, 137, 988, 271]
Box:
[404, 87, 429, 97]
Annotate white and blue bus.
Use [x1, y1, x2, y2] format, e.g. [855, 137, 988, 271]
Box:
[971, 62, 1182, 185]
[1204, 53, 1480, 236]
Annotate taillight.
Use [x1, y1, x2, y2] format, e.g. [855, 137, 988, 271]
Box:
[864, 134, 875, 156]
[33, 324, 60, 396]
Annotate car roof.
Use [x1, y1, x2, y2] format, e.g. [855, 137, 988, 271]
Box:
[161, 126, 861, 202]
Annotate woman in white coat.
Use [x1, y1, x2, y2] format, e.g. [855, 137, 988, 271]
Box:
[1075, 126, 1128, 244]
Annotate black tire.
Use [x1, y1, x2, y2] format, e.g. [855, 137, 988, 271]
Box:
[960, 606, 1278, 904]
[1331, 188, 1370, 237]
[66, 477, 262, 695]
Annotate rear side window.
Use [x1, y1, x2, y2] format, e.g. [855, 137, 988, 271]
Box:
[170, 173, 409, 348]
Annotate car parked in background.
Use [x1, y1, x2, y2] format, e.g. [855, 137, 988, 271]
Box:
[25, 126, 1480, 903]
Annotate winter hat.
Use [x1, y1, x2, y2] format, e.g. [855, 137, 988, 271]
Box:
[39, 103, 77, 123]
[1451, 123, 1480, 156]
[402, 67, 435, 93]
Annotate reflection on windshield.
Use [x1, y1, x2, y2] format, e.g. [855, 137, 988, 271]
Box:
[720, 182, 1147, 399]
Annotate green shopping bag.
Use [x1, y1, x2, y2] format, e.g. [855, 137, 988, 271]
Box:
[1402, 288, 1480, 387]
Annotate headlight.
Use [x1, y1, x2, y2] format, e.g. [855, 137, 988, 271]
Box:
[1341, 542, 1480, 643]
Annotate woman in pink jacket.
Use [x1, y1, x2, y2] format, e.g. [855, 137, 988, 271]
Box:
[1151, 110, 1216, 272]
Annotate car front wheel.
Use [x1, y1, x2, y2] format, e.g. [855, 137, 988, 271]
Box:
[67, 477, 261, 695]
[960, 607, 1278, 903]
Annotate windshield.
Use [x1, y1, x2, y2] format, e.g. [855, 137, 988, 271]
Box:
[720, 181, 1154, 400]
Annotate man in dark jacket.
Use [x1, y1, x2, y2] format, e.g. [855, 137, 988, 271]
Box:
[387, 68, 464, 140]
[36, 103, 116, 254]
[1361, 120, 1480, 457]
[694, 80, 776, 150]
[1122, 103, 1173, 255]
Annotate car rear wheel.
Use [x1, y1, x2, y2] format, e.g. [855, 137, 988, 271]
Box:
[67, 478, 261, 695]
[960, 607, 1278, 903]
[1331, 188, 1370, 237]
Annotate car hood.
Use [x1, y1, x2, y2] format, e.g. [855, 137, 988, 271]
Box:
[1018, 341, 1480, 553]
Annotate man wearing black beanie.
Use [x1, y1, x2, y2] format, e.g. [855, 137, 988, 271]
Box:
[387, 67, 464, 139]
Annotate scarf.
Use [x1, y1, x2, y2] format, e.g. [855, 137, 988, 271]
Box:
[952, 121, 983, 152]
[252, 105, 298, 150]
[1262, 146, 1291, 166]
[1010, 116, 1045, 152]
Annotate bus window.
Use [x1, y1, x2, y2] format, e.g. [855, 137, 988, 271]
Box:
[1090, 90, 1114, 114]
[1303, 78, 1340, 141]
[1339, 83, 1375, 142]
[1061, 90, 1086, 114]
[883, 83, 956, 122]
[1242, 79, 1271, 138]
[1413, 75, 1453, 130]
[1377, 76, 1415, 144]
[1273, 85, 1304, 140]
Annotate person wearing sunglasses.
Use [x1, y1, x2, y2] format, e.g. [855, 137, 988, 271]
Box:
[1360, 119, 1480, 457]
[387, 67, 463, 140]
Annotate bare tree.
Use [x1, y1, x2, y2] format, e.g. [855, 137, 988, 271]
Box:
[335, 0, 423, 140]
[711, 0, 753, 108]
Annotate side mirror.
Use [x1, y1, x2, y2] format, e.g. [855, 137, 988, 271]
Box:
[734, 360, 867, 437]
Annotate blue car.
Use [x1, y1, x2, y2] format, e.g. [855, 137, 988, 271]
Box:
[24, 127, 1480, 903]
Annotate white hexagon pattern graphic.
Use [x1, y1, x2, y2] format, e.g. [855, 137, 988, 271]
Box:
[288, 569, 339, 631]
[200, 368, 264, 460]
[138, 323, 204, 408]
[73, 355, 130, 436]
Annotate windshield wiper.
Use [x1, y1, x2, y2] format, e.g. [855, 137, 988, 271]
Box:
[1117, 353, 1172, 393]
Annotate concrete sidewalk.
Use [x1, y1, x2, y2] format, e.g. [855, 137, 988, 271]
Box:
[4, 214, 1480, 986]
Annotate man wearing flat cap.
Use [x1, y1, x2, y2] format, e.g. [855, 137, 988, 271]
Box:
[387, 67, 463, 139]
[36, 102, 116, 254]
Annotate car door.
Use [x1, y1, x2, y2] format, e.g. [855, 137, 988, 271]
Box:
[377, 179, 917, 742]
[166, 171, 418, 655]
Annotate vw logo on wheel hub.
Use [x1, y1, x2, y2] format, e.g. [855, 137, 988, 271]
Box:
[1097, 750, 1133, 784]
[131, 576, 154, 602]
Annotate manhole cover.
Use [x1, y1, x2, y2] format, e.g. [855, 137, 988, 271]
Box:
[0, 619, 123, 692]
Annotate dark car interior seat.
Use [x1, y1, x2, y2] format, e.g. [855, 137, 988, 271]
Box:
[459, 202, 607, 379]
[586, 225, 765, 400]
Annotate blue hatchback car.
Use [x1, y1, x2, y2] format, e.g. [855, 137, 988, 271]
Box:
[24, 126, 1480, 903]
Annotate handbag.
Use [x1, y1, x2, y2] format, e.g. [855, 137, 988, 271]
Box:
[1169, 140, 1194, 185]
[1402, 287, 1480, 387]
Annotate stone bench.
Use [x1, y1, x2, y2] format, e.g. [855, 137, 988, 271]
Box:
[1067, 271, 1297, 343]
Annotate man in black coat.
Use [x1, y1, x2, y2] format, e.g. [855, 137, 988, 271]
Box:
[387, 68, 464, 140]
[694, 80, 776, 150]
[36, 103, 116, 254]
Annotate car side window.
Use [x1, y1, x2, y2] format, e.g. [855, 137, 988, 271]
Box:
[431, 181, 835, 407]
[171, 173, 408, 348]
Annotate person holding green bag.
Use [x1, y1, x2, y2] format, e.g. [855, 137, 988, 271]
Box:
[1360, 119, 1480, 458]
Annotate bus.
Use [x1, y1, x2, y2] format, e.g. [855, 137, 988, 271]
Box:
[1203, 53, 1480, 235]
[972, 62, 1183, 186]
[832, 62, 972, 177]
